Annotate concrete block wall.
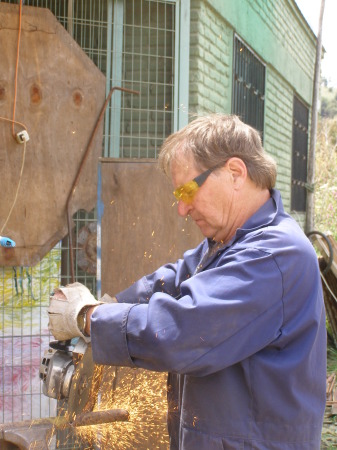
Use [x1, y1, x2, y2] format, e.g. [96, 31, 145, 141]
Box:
[189, 0, 232, 116]
[188, 0, 316, 217]
[264, 68, 293, 207]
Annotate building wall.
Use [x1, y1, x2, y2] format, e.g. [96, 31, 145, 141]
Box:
[189, 0, 316, 216]
[264, 68, 293, 207]
[189, 0, 232, 116]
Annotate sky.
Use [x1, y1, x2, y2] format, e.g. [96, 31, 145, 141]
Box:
[295, 0, 337, 86]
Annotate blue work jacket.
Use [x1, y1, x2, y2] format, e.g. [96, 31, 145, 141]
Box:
[91, 189, 326, 449]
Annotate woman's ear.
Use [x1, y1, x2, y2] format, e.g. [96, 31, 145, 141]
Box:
[226, 157, 247, 188]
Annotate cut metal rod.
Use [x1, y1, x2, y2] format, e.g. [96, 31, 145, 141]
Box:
[71, 408, 129, 427]
[0, 409, 129, 450]
[0, 408, 129, 432]
[67, 86, 139, 283]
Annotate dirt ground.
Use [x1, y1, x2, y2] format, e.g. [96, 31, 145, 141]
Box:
[321, 410, 337, 449]
[321, 346, 337, 449]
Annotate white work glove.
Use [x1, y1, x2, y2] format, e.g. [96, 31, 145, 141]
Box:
[48, 282, 104, 343]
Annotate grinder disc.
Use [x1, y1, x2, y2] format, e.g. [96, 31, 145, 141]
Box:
[67, 344, 103, 420]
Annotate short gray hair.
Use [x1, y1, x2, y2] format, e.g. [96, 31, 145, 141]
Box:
[158, 114, 277, 190]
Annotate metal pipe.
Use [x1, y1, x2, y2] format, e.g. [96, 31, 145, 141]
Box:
[66, 86, 139, 282]
[71, 408, 129, 427]
[0, 408, 129, 431]
[0, 409, 129, 450]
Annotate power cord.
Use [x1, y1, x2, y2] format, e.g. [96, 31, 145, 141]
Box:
[0, 0, 28, 242]
[12, 0, 23, 139]
[0, 0, 27, 140]
[0, 132, 28, 237]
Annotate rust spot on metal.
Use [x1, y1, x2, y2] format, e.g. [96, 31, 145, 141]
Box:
[30, 83, 42, 104]
[73, 89, 83, 106]
[0, 85, 5, 101]
[1, 247, 16, 262]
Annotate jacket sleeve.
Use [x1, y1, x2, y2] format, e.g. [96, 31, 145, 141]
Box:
[91, 247, 285, 376]
[111, 241, 207, 304]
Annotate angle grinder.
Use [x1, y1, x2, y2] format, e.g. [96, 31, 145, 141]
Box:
[39, 337, 100, 418]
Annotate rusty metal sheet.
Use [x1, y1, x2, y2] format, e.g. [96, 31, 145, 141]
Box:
[99, 159, 203, 449]
[0, 3, 105, 266]
[100, 158, 203, 296]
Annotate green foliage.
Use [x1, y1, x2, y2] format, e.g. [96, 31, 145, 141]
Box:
[327, 346, 337, 374]
[314, 117, 337, 240]
[320, 84, 337, 119]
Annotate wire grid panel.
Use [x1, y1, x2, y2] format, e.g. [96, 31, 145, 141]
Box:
[60, 209, 98, 292]
[0, 247, 60, 423]
[119, 0, 175, 158]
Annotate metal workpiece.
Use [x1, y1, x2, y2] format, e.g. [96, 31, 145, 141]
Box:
[0, 409, 129, 450]
[0, 3, 107, 267]
[72, 408, 129, 427]
[66, 86, 139, 283]
[0, 420, 52, 450]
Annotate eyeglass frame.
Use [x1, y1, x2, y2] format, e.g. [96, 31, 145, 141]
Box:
[173, 164, 222, 204]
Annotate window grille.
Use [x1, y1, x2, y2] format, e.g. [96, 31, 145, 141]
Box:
[120, 0, 175, 158]
[0, 0, 177, 434]
[291, 96, 309, 212]
[232, 35, 265, 138]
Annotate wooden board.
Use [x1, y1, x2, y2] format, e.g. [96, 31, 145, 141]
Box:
[100, 158, 203, 296]
[0, 4, 105, 266]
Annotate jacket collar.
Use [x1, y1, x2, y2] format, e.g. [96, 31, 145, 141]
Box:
[236, 189, 282, 237]
[206, 189, 283, 252]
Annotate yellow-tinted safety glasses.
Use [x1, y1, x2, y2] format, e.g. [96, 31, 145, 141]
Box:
[173, 166, 218, 204]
